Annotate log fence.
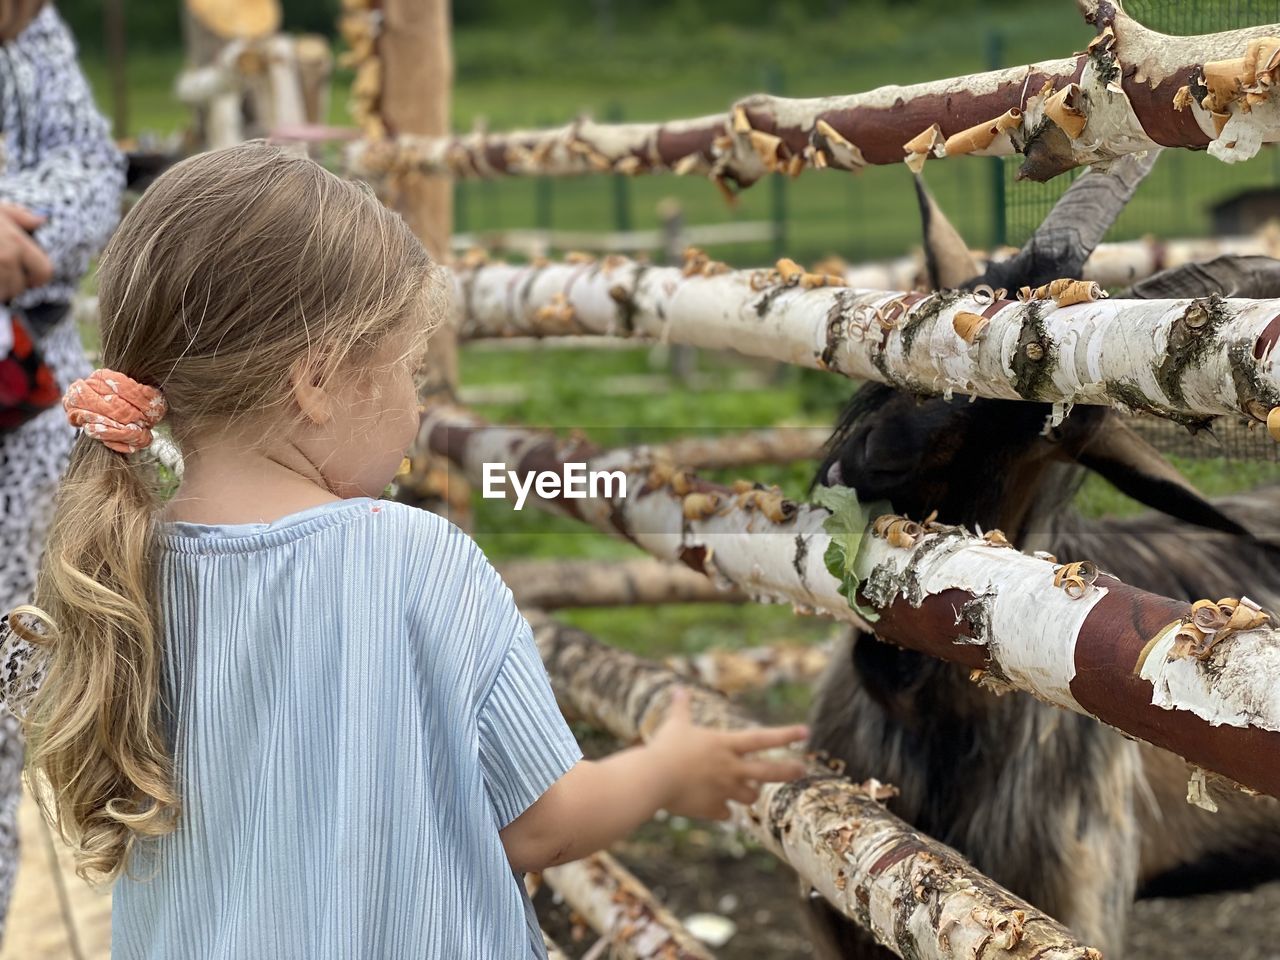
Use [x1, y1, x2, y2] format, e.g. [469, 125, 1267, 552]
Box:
[540, 852, 715, 960]
[533, 616, 1103, 960]
[350, 4, 1280, 191]
[68, 3, 1280, 959]
[424, 405, 1280, 800]
[337, 1, 1280, 955]
[452, 254, 1280, 434]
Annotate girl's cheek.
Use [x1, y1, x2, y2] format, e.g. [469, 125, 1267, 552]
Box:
[376, 378, 419, 458]
[398, 366, 422, 442]
[395, 402, 419, 453]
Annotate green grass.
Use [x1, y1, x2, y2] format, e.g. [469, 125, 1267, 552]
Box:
[466, 346, 827, 573]
[557, 604, 840, 660]
[81, 52, 189, 143]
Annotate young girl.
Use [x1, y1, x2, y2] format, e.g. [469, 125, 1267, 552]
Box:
[10, 142, 807, 958]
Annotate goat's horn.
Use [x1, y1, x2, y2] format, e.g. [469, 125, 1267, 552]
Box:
[1069, 415, 1253, 538]
[912, 173, 981, 291]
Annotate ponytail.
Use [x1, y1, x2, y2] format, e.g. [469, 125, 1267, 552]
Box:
[13, 433, 178, 881]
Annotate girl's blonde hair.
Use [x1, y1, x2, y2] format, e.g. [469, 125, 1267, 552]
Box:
[12, 141, 440, 881]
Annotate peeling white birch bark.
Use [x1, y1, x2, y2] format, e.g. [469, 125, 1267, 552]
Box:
[542, 853, 715, 960]
[454, 257, 1280, 429]
[348, 9, 1280, 187]
[1137, 619, 1280, 730]
[427, 408, 1280, 797]
[855, 534, 1103, 714]
[533, 617, 1101, 960]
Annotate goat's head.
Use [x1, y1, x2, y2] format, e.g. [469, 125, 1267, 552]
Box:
[815, 382, 1258, 719]
[815, 383, 1252, 545]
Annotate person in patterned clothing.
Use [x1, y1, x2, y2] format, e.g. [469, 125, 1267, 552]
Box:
[0, 0, 126, 939]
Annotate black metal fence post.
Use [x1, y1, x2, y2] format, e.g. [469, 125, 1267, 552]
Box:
[606, 101, 632, 235]
[985, 29, 1007, 249]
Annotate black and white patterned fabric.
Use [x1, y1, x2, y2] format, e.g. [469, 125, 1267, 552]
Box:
[0, 4, 125, 940]
[0, 7, 126, 307]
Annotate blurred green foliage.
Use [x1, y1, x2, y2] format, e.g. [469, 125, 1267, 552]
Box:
[59, 0, 337, 52]
[60, 0, 1034, 52]
[61, 0, 1279, 55]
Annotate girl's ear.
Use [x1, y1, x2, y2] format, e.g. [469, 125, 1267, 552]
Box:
[289, 357, 333, 426]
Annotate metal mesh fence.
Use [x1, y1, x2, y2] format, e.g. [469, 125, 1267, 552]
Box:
[1127, 0, 1280, 34]
[1127, 416, 1280, 462]
[1001, 2, 1280, 464]
[1002, 1, 1280, 248]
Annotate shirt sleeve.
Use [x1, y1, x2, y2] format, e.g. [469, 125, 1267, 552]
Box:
[1, 7, 126, 304]
[475, 603, 582, 829]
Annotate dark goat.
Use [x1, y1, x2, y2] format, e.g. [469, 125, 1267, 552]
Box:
[806, 153, 1280, 956]
[1049, 495, 1280, 901]
[807, 387, 1280, 957]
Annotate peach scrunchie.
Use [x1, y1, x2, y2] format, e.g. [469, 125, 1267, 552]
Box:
[63, 368, 167, 454]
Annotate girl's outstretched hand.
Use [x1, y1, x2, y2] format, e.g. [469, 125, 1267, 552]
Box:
[500, 687, 809, 872]
[647, 687, 809, 820]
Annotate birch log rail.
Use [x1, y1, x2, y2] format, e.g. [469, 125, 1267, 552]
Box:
[425, 406, 1280, 798]
[541, 931, 569, 960]
[541, 852, 716, 960]
[845, 237, 1280, 295]
[496, 558, 827, 688]
[350, 2, 1280, 189]
[667, 642, 833, 697]
[452, 255, 1280, 431]
[532, 616, 1100, 960]
[447, 230, 1280, 293]
[629, 427, 829, 471]
[500, 557, 747, 609]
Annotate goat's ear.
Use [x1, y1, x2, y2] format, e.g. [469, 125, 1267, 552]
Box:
[1066, 415, 1251, 536]
[913, 173, 979, 290]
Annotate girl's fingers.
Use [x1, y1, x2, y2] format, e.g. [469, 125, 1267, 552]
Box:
[729, 783, 760, 805]
[739, 758, 807, 783]
[664, 686, 693, 726]
[729, 724, 809, 755]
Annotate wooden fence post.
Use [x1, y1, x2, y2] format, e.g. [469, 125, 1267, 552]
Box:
[379, 0, 471, 523]
[105, 0, 128, 140]
[660, 198, 697, 384]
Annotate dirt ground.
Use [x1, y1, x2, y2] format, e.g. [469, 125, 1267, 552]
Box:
[4, 783, 1278, 960]
[2, 787, 111, 960]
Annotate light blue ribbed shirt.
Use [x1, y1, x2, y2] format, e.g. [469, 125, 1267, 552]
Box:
[112, 498, 582, 959]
